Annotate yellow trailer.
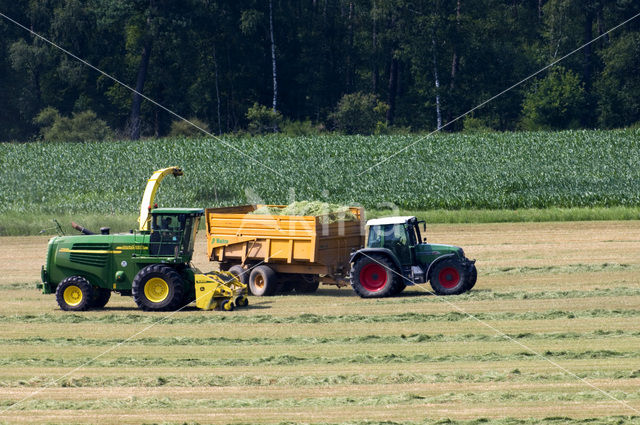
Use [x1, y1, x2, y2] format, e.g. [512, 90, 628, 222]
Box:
[205, 205, 364, 295]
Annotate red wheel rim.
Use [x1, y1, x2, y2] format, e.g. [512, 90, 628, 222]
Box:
[360, 263, 388, 292]
[438, 266, 460, 289]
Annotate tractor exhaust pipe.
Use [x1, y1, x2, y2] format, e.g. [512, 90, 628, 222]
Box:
[71, 222, 95, 235]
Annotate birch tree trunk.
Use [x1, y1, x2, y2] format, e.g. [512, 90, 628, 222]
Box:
[432, 34, 442, 130]
[269, 0, 278, 115]
[450, 0, 460, 91]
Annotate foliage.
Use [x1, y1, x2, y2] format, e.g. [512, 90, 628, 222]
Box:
[280, 119, 322, 137]
[463, 116, 496, 133]
[596, 32, 640, 128]
[520, 67, 586, 130]
[168, 118, 210, 138]
[329, 92, 389, 135]
[33, 107, 112, 142]
[246, 103, 283, 135]
[1, 2, 640, 140]
[1, 130, 639, 218]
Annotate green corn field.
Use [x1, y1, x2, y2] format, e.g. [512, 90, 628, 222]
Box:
[1, 129, 639, 215]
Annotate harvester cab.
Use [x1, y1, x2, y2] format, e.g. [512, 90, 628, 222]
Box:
[148, 208, 201, 258]
[349, 216, 477, 298]
[40, 167, 248, 312]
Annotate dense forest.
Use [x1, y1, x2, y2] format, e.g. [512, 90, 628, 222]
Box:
[1, 0, 639, 141]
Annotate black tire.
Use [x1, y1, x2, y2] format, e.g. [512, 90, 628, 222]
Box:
[430, 258, 468, 295]
[55, 276, 93, 311]
[465, 264, 478, 291]
[248, 265, 277, 296]
[235, 295, 249, 307]
[180, 287, 196, 307]
[279, 281, 296, 294]
[391, 281, 407, 296]
[221, 300, 234, 311]
[132, 264, 185, 311]
[228, 265, 249, 285]
[90, 287, 111, 309]
[350, 254, 400, 298]
[295, 274, 320, 294]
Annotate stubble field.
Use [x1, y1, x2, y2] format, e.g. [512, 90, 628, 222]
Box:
[0, 221, 639, 424]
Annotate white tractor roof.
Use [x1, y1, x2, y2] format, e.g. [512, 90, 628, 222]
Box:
[366, 216, 416, 226]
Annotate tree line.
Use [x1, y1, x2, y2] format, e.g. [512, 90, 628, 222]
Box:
[0, 0, 639, 141]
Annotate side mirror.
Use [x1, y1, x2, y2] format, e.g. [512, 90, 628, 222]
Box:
[422, 222, 426, 232]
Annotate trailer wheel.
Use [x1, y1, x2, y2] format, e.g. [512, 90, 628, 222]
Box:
[296, 274, 320, 293]
[430, 259, 467, 295]
[90, 287, 111, 309]
[350, 254, 400, 298]
[228, 265, 249, 285]
[132, 264, 185, 311]
[56, 276, 93, 311]
[248, 265, 277, 296]
[465, 264, 478, 291]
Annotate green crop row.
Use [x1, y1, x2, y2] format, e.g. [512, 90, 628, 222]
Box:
[1, 349, 638, 368]
[1, 129, 639, 215]
[3, 368, 638, 388]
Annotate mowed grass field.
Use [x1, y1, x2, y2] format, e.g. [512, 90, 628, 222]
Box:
[0, 221, 639, 424]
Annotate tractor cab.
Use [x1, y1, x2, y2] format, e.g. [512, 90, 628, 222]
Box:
[365, 216, 423, 266]
[148, 208, 203, 259]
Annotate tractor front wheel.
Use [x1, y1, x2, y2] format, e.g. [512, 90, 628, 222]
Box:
[350, 254, 400, 298]
[430, 259, 467, 295]
[56, 276, 93, 311]
[132, 265, 185, 311]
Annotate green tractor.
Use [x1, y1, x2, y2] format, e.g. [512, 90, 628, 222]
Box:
[39, 167, 248, 312]
[349, 216, 476, 297]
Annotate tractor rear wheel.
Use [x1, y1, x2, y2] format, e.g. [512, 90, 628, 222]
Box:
[465, 264, 478, 291]
[56, 276, 93, 311]
[350, 254, 400, 298]
[430, 259, 467, 295]
[228, 265, 249, 285]
[249, 265, 277, 296]
[90, 287, 111, 309]
[132, 264, 185, 311]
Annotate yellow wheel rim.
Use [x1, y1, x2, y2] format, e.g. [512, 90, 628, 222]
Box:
[63, 285, 83, 307]
[144, 278, 169, 303]
[254, 275, 265, 290]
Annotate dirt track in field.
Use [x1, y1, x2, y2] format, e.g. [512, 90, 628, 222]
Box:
[1, 221, 639, 424]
